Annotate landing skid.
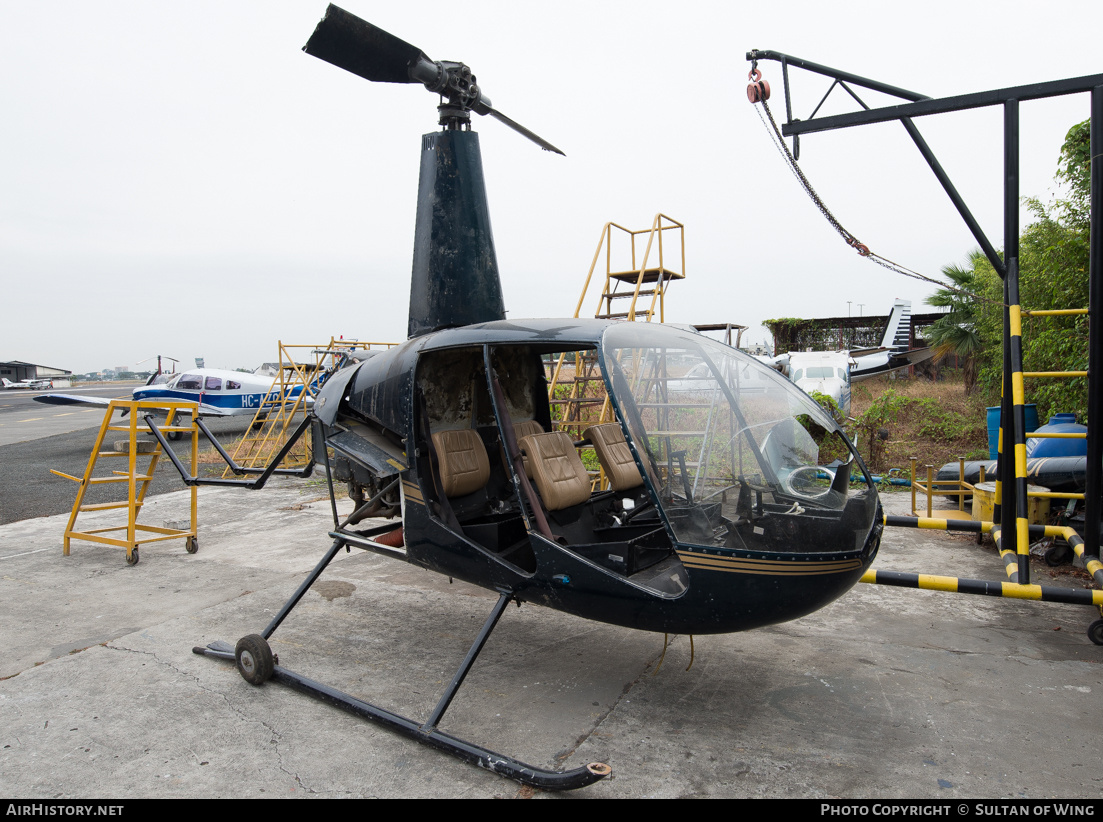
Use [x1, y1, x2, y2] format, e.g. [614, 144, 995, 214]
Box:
[192, 537, 610, 791]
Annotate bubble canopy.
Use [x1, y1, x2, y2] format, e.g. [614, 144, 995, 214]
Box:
[598, 323, 878, 554]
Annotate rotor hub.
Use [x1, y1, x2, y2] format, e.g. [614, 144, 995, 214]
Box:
[438, 103, 472, 130]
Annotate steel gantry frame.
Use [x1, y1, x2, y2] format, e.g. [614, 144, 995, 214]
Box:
[746, 51, 1103, 633]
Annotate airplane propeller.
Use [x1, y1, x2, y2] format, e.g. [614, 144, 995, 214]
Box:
[303, 4, 565, 155]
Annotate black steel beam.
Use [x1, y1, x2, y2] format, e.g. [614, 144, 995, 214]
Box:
[1085, 85, 1103, 559]
[746, 50, 928, 103]
[778, 73, 1103, 136]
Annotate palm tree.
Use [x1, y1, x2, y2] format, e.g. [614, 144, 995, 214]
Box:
[925, 250, 986, 394]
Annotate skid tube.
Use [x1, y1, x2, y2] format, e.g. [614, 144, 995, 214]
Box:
[866, 515, 1103, 609]
[145, 414, 314, 488]
[192, 533, 610, 791]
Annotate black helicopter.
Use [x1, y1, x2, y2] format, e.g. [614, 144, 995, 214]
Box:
[167, 4, 883, 790]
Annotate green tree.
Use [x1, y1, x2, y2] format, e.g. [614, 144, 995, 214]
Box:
[1055, 119, 1090, 222]
[924, 249, 990, 394]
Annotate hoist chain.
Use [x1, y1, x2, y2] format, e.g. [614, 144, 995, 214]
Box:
[751, 90, 992, 304]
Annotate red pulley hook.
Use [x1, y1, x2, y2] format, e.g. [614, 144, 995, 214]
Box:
[846, 237, 871, 257]
[747, 68, 770, 103]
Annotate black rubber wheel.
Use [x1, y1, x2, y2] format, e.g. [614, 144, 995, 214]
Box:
[126, 548, 139, 566]
[185, 536, 198, 554]
[235, 634, 275, 685]
[1087, 619, 1103, 647]
[1044, 543, 1072, 567]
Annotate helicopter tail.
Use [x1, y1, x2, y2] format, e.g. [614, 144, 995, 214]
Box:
[407, 130, 506, 338]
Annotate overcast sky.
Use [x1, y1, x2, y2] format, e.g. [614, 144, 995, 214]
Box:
[3, 1, 1101, 374]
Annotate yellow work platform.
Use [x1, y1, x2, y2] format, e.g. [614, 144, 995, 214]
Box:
[50, 399, 199, 565]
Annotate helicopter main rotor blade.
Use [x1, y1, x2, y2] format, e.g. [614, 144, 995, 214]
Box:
[305, 5, 565, 155]
[483, 107, 566, 156]
[303, 4, 431, 85]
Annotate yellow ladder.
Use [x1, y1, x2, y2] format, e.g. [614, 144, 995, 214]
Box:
[548, 214, 686, 434]
[546, 215, 685, 486]
[50, 400, 198, 564]
[589, 214, 685, 323]
[994, 303, 1090, 583]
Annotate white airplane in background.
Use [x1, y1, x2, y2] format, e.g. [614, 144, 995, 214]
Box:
[34, 367, 302, 419]
[773, 299, 935, 417]
[784, 350, 854, 416]
[3, 377, 54, 390]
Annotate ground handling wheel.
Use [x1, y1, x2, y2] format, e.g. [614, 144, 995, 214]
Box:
[186, 536, 198, 554]
[126, 548, 139, 565]
[1088, 619, 1103, 647]
[235, 634, 275, 685]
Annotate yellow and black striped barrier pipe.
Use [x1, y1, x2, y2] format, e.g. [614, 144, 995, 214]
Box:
[878, 515, 1103, 603]
[1007, 300, 1033, 582]
[861, 566, 1103, 606]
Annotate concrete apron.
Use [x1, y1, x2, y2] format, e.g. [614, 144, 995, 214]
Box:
[0, 479, 1099, 799]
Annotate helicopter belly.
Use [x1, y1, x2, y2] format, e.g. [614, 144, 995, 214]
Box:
[519, 535, 876, 634]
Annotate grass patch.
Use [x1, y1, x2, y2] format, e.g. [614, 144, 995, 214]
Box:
[848, 373, 988, 475]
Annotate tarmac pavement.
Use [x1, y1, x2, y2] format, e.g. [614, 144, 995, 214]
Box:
[0, 480, 1101, 799]
[0, 405, 254, 524]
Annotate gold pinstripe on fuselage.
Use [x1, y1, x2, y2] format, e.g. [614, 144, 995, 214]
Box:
[676, 550, 862, 576]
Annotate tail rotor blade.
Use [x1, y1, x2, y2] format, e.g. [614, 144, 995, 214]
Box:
[304, 4, 427, 84]
[484, 107, 566, 156]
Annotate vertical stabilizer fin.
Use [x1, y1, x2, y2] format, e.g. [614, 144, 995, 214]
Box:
[879, 299, 912, 351]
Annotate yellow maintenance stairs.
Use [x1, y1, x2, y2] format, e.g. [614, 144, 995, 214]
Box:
[544, 214, 690, 490]
[51, 400, 199, 565]
[548, 214, 686, 443]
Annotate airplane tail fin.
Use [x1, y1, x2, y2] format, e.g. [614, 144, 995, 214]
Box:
[1, 379, 13, 388]
[880, 299, 912, 351]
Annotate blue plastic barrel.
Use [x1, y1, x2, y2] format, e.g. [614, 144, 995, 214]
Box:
[987, 404, 1039, 459]
[1026, 413, 1087, 458]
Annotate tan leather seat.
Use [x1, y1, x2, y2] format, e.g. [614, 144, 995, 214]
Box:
[431, 429, 490, 497]
[584, 423, 644, 492]
[518, 431, 591, 511]
[512, 419, 544, 478]
[512, 419, 544, 441]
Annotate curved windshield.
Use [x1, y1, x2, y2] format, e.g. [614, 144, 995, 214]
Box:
[176, 374, 202, 390]
[600, 324, 877, 553]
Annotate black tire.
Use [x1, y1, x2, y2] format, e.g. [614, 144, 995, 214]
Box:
[235, 634, 275, 685]
[1088, 619, 1103, 647]
[126, 548, 139, 566]
[168, 430, 183, 442]
[185, 536, 198, 554]
[1044, 543, 1072, 567]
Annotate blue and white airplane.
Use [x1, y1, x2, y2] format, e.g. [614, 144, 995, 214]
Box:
[34, 367, 302, 417]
